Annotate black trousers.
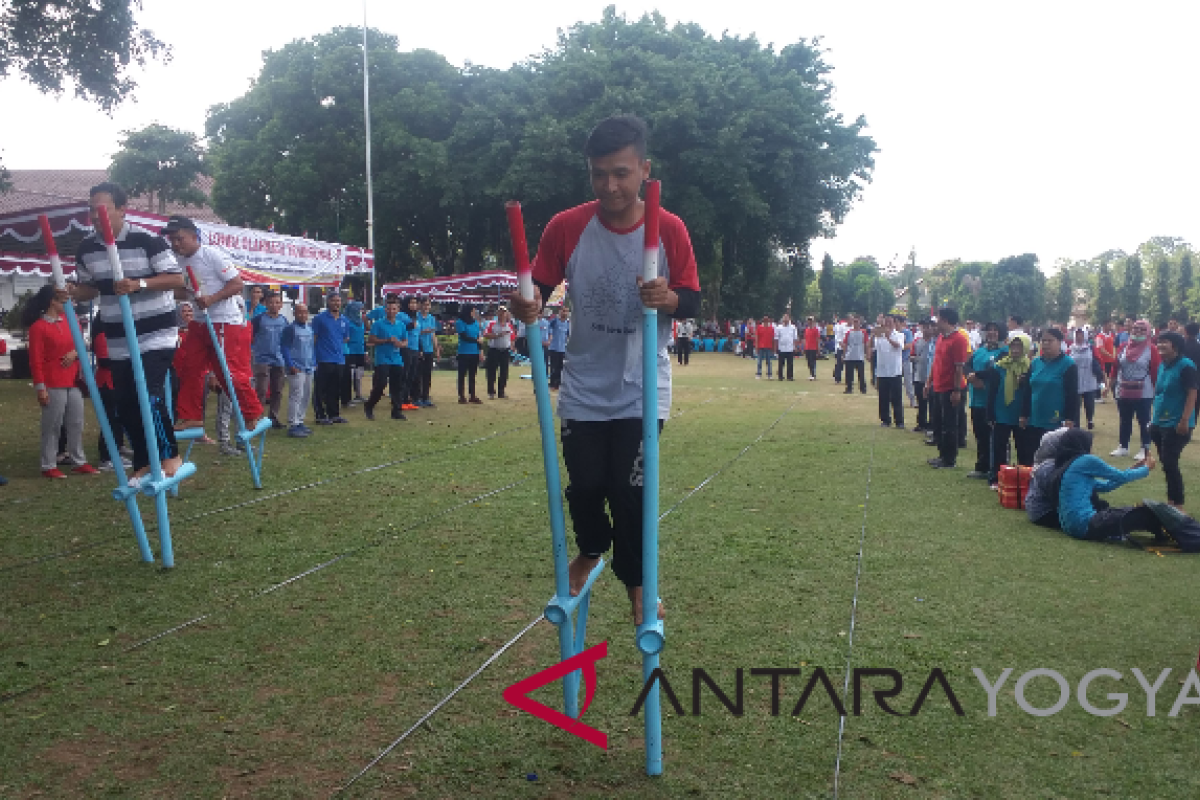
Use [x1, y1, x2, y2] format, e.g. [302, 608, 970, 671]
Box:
[934, 391, 959, 465]
[367, 363, 405, 415]
[402, 349, 419, 403]
[562, 417, 663, 588]
[1078, 390, 1097, 425]
[843, 360, 866, 393]
[833, 351, 844, 381]
[96, 385, 125, 462]
[675, 337, 691, 365]
[970, 406, 991, 472]
[111, 349, 178, 473]
[1151, 425, 1192, 505]
[548, 350, 566, 389]
[877, 375, 904, 425]
[515, 336, 528, 358]
[989, 422, 1039, 480]
[485, 347, 510, 396]
[914, 381, 928, 429]
[805, 349, 818, 378]
[457, 353, 480, 398]
[313, 362, 342, 419]
[418, 352, 434, 401]
[777, 352, 794, 380]
[1086, 505, 1162, 541]
[958, 392, 969, 447]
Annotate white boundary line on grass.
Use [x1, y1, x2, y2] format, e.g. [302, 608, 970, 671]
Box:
[832, 425, 878, 798]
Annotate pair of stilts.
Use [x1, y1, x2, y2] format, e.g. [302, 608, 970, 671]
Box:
[506, 183, 666, 776]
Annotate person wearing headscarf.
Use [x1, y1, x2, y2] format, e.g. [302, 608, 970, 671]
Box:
[1149, 331, 1198, 511]
[341, 299, 366, 406]
[978, 332, 1033, 487]
[964, 321, 1006, 478]
[1110, 319, 1160, 461]
[1019, 327, 1078, 454]
[1069, 327, 1105, 430]
[455, 302, 483, 404]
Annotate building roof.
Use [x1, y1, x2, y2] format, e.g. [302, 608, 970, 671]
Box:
[0, 170, 225, 223]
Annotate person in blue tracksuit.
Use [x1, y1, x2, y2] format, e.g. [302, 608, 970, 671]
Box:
[311, 293, 348, 423]
[363, 296, 408, 421]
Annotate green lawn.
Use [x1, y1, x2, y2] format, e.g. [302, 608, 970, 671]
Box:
[1, 354, 1198, 799]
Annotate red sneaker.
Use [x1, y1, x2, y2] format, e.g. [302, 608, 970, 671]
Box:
[42, 469, 67, 479]
[71, 464, 100, 475]
[401, 403, 420, 411]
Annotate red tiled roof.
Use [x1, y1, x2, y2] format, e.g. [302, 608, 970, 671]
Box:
[0, 170, 225, 223]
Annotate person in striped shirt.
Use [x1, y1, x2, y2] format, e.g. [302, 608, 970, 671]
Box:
[70, 182, 184, 480]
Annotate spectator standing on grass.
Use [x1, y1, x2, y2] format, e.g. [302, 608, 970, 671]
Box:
[1149, 331, 1197, 511]
[246, 285, 265, 319]
[547, 306, 571, 390]
[803, 316, 821, 380]
[456, 302, 484, 404]
[874, 314, 905, 428]
[363, 296, 408, 421]
[675, 317, 695, 366]
[484, 306, 516, 399]
[311, 293, 348, 424]
[280, 302, 315, 438]
[980, 333, 1034, 488]
[416, 297, 440, 407]
[341, 300, 366, 407]
[251, 291, 288, 429]
[1095, 321, 1117, 400]
[1069, 327, 1104, 430]
[398, 295, 422, 411]
[911, 319, 933, 433]
[898, 315, 915, 407]
[1019, 328, 1078, 455]
[964, 322, 1006, 478]
[1182, 322, 1200, 370]
[1110, 319, 1159, 461]
[755, 315, 775, 379]
[926, 307, 969, 469]
[842, 315, 868, 394]
[775, 314, 798, 381]
[25, 285, 98, 478]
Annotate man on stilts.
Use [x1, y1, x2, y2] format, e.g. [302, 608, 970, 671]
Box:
[509, 115, 700, 625]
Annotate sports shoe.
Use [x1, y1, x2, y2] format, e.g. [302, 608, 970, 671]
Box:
[363, 403, 375, 421]
[497, 393, 506, 399]
[1087, 422, 1094, 430]
[97, 460, 116, 472]
[927, 457, 943, 466]
[459, 396, 468, 404]
[42, 469, 67, 479]
[119, 445, 134, 458]
[989, 483, 1000, 491]
[299, 425, 314, 434]
[469, 397, 483, 405]
[880, 422, 891, 428]
[809, 376, 816, 381]
[401, 403, 420, 411]
[928, 459, 956, 469]
[1110, 447, 1129, 457]
[315, 417, 333, 425]
[71, 464, 100, 475]
[488, 392, 497, 399]
[756, 375, 762, 380]
[56, 453, 72, 465]
[330, 416, 349, 424]
[270, 416, 285, 430]
[965, 471, 989, 479]
[391, 412, 408, 421]
[287, 426, 309, 438]
[219, 442, 240, 456]
[1133, 450, 1147, 463]
[894, 424, 905, 430]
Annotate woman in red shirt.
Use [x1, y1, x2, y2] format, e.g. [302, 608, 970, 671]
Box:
[23, 285, 98, 478]
[803, 316, 822, 380]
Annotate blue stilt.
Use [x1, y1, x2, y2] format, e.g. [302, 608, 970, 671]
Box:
[38, 215, 153, 563]
[636, 180, 665, 776]
[507, 202, 604, 718]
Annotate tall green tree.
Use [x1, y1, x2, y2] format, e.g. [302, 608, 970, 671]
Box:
[904, 268, 922, 319]
[109, 125, 208, 214]
[980, 254, 1044, 325]
[1147, 257, 1173, 327]
[1094, 261, 1116, 324]
[818, 253, 836, 320]
[1176, 251, 1194, 323]
[1122, 255, 1143, 320]
[787, 247, 810, 321]
[1053, 268, 1074, 324]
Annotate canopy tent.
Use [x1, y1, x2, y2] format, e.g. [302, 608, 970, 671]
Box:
[0, 203, 372, 287]
[380, 270, 565, 306]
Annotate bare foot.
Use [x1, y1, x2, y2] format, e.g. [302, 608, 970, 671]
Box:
[161, 456, 183, 478]
[627, 585, 666, 626]
[173, 419, 203, 431]
[568, 554, 601, 596]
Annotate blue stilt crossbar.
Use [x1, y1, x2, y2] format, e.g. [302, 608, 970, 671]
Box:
[506, 202, 604, 719]
[38, 215, 154, 563]
[636, 181, 664, 776]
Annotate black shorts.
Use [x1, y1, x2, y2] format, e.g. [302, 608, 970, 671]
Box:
[345, 354, 366, 368]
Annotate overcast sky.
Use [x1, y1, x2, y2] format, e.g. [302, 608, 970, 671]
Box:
[2, 1, 1195, 270]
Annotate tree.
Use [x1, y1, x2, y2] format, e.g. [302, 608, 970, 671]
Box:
[904, 268, 922, 319]
[787, 247, 810, 321]
[1053, 268, 1074, 325]
[980, 254, 1044, 325]
[818, 253, 835, 320]
[1094, 261, 1116, 324]
[0, 0, 169, 111]
[1121, 255, 1143, 320]
[109, 125, 208, 214]
[1176, 251, 1194, 323]
[1147, 257, 1173, 327]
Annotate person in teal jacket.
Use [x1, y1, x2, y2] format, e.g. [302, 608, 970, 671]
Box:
[965, 321, 1007, 478]
[1020, 327, 1078, 452]
[1149, 331, 1198, 509]
[980, 332, 1032, 486]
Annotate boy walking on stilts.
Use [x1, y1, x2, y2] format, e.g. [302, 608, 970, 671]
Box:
[509, 115, 700, 625]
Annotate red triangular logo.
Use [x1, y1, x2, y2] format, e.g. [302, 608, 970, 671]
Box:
[502, 640, 608, 749]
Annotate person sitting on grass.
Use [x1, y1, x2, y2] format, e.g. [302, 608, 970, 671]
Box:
[1024, 427, 1168, 543]
[1149, 331, 1197, 512]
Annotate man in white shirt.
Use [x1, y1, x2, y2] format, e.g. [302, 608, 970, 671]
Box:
[968, 321, 982, 350]
[161, 215, 263, 431]
[675, 317, 696, 365]
[774, 313, 799, 381]
[833, 318, 850, 382]
[874, 314, 906, 428]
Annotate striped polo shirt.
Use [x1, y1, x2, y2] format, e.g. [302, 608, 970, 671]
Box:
[74, 221, 181, 360]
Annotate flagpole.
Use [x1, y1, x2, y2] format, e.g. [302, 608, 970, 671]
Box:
[362, 0, 377, 304]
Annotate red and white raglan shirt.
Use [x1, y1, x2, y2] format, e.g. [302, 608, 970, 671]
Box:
[531, 200, 700, 421]
[485, 317, 516, 350]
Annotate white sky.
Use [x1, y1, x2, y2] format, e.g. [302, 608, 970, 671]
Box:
[1, 1, 1196, 270]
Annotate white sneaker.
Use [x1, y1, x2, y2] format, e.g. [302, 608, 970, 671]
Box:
[1133, 450, 1147, 463]
[809, 376, 816, 381]
[97, 460, 115, 472]
[1110, 447, 1129, 457]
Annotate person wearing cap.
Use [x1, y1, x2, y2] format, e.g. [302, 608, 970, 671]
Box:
[162, 214, 263, 435]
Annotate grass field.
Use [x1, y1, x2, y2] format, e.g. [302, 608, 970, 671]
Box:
[1, 353, 1199, 799]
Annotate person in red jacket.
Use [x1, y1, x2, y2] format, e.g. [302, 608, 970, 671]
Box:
[755, 316, 776, 378]
[803, 316, 822, 380]
[92, 329, 129, 471]
[23, 285, 98, 478]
